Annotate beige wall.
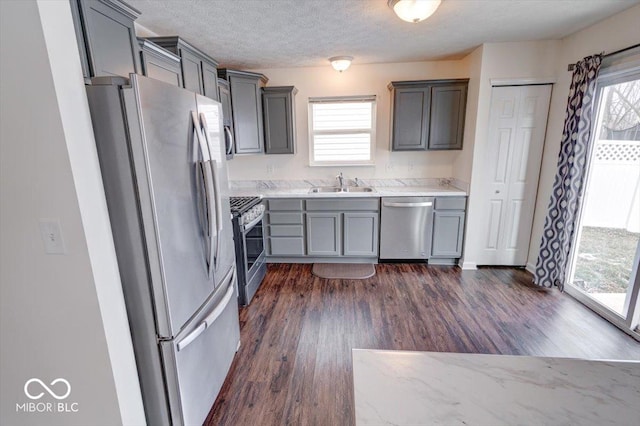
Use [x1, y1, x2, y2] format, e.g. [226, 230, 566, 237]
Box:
[452, 45, 483, 184]
[0, 1, 144, 425]
[228, 60, 469, 182]
[457, 40, 560, 268]
[526, 4, 640, 269]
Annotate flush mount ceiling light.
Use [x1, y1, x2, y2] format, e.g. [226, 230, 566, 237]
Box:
[388, 0, 442, 23]
[329, 56, 353, 72]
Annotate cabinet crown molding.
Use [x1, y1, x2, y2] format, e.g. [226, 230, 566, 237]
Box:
[388, 78, 470, 90]
[95, 0, 140, 20]
[218, 69, 269, 85]
[145, 36, 219, 66]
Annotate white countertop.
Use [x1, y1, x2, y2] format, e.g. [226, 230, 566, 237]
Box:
[230, 185, 466, 199]
[353, 349, 640, 426]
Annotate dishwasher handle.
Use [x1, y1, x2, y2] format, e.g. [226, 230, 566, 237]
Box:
[383, 201, 433, 208]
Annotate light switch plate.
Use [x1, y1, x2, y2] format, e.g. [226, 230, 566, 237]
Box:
[39, 219, 66, 254]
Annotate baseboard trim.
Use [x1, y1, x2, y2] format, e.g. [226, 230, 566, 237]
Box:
[525, 263, 536, 274]
[461, 261, 477, 270]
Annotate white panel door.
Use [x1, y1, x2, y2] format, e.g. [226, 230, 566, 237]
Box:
[478, 85, 552, 265]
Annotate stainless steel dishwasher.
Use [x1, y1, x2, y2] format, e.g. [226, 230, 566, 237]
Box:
[379, 197, 434, 260]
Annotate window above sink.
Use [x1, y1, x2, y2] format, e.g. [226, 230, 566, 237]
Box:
[308, 95, 376, 167]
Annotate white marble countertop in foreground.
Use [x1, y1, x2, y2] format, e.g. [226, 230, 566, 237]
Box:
[353, 350, 640, 426]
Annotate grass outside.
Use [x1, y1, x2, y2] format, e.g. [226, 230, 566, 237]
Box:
[573, 226, 639, 294]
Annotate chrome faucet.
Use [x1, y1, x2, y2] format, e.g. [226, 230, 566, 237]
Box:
[336, 172, 344, 188]
[355, 177, 360, 187]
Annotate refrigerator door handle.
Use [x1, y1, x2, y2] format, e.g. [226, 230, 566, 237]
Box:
[176, 268, 234, 352]
[176, 321, 206, 352]
[211, 160, 223, 271]
[205, 160, 219, 278]
[199, 113, 224, 271]
[192, 111, 217, 278]
[203, 270, 235, 328]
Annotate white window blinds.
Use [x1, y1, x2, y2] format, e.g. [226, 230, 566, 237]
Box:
[308, 96, 376, 166]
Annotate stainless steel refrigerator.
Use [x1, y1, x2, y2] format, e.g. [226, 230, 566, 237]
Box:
[86, 75, 240, 426]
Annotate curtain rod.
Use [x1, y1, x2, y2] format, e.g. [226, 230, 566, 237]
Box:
[567, 43, 640, 71]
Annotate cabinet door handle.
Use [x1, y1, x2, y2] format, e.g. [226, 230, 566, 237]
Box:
[224, 126, 234, 155]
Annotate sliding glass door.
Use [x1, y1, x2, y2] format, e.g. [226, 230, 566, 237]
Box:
[567, 64, 640, 336]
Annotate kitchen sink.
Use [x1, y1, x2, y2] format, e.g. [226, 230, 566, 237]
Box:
[344, 187, 375, 193]
[308, 186, 375, 193]
[309, 186, 343, 193]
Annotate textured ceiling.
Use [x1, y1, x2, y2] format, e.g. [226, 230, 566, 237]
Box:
[128, 0, 639, 69]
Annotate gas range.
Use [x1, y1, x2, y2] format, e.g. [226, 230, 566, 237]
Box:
[229, 196, 265, 227]
[229, 196, 267, 306]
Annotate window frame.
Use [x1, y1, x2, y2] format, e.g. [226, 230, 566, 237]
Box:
[307, 95, 377, 167]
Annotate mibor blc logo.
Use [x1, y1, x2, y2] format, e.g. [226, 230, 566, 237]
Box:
[16, 378, 79, 414]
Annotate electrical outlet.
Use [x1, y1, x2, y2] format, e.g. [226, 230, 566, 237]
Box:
[408, 161, 414, 171]
[386, 162, 394, 172]
[266, 164, 274, 174]
[39, 219, 66, 254]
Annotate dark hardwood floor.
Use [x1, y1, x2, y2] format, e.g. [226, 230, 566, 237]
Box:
[205, 263, 640, 426]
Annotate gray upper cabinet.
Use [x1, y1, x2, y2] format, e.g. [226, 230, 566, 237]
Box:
[263, 86, 297, 155]
[180, 49, 204, 94]
[201, 61, 219, 100]
[218, 69, 269, 155]
[218, 79, 235, 159]
[71, 0, 141, 81]
[145, 36, 219, 101]
[138, 38, 182, 87]
[428, 84, 467, 150]
[389, 79, 468, 151]
[390, 87, 429, 150]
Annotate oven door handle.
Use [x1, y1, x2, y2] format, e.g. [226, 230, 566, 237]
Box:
[242, 213, 264, 233]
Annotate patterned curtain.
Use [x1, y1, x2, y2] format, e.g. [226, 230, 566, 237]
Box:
[534, 54, 603, 290]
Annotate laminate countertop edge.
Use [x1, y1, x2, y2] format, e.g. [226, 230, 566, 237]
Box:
[230, 185, 467, 199]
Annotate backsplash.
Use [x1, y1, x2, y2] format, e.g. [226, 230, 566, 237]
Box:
[230, 178, 470, 192]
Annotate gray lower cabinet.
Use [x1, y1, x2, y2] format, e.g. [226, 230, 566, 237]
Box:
[306, 213, 342, 256]
[263, 87, 297, 154]
[71, 0, 141, 80]
[265, 199, 305, 256]
[431, 197, 466, 259]
[344, 213, 379, 257]
[145, 36, 219, 101]
[218, 69, 269, 154]
[138, 38, 182, 87]
[264, 198, 379, 261]
[389, 79, 468, 151]
[269, 237, 305, 256]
